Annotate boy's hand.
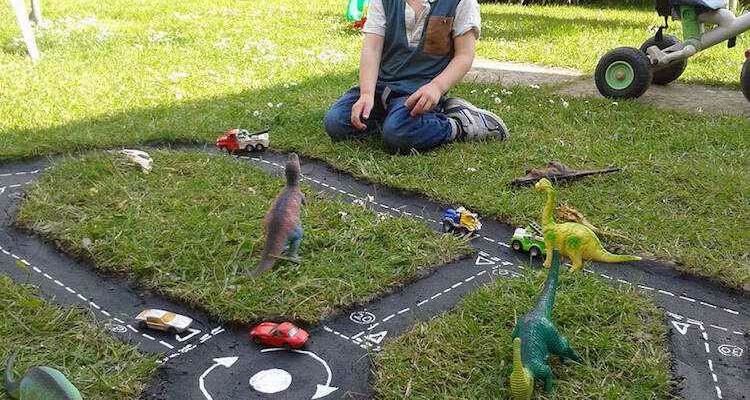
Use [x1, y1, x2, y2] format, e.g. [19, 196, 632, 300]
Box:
[405, 83, 442, 117]
[351, 94, 374, 131]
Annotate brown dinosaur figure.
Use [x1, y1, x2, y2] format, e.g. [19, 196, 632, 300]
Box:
[535, 178, 640, 272]
[249, 153, 305, 276]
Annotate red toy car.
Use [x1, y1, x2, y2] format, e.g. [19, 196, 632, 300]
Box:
[216, 128, 269, 154]
[249, 322, 309, 348]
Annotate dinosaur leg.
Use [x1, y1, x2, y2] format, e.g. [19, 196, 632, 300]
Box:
[550, 334, 582, 363]
[537, 364, 555, 393]
[283, 224, 303, 262]
[543, 237, 554, 268]
[568, 249, 583, 273]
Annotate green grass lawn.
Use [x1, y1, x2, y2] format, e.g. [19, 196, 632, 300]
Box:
[0, 0, 748, 290]
[0, 275, 157, 400]
[16, 151, 469, 323]
[373, 270, 673, 399]
[478, 4, 749, 86]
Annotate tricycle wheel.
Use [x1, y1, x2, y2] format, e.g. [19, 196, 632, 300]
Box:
[640, 35, 687, 85]
[741, 56, 750, 102]
[511, 241, 522, 251]
[595, 47, 652, 99]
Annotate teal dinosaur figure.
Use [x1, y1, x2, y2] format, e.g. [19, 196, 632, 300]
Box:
[510, 250, 581, 400]
[4, 352, 82, 400]
[534, 178, 640, 272]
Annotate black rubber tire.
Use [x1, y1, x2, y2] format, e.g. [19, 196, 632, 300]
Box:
[255, 144, 265, 151]
[742, 57, 750, 102]
[529, 246, 541, 258]
[595, 47, 653, 99]
[640, 35, 687, 85]
[442, 221, 452, 233]
[511, 241, 522, 251]
[245, 145, 254, 152]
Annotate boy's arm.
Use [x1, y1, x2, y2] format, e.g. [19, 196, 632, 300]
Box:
[405, 32, 476, 117]
[351, 33, 385, 130]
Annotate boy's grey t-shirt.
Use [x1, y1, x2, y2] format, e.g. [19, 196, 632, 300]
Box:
[363, 0, 481, 46]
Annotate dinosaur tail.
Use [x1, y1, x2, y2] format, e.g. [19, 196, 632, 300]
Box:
[535, 250, 561, 318]
[251, 249, 281, 276]
[593, 250, 641, 264]
[510, 338, 533, 400]
[4, 352, 20, 399]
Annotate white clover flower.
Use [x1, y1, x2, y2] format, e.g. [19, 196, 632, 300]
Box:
[168, 71, 189, 82]
[149, 31, 169, 43]
[214, 37, 230, 49]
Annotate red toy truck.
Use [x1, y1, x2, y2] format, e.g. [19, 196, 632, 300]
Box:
[249, 321, 309, 348]
[216, 128, 269, 153]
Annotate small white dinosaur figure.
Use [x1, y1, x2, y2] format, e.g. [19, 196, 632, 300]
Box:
[119, 149, 153, 173]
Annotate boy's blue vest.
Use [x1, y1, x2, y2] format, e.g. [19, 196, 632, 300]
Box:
[379, 0, 461, 95]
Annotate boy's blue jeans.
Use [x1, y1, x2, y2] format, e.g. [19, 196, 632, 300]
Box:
[324, 86, 454, 153]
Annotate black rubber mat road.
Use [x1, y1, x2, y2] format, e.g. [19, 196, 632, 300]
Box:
[0, 149, 747, 400]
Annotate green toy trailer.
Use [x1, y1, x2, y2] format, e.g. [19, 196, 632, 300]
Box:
[510, 222, 546, 258]
[595, 0, 750, 101]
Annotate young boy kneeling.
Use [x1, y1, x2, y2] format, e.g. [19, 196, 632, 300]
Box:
[324, 0, 508, 153]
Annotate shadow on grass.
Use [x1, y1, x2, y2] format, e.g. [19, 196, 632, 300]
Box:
[0, 70, 377, 161]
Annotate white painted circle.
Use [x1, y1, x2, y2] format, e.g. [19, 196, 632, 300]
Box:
[350, 311, 376, 324]
[249, 368, 292, 394]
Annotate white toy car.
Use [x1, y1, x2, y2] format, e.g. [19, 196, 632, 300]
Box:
[135, 309, 193, 333]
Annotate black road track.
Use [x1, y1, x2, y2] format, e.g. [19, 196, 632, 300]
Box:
[0, 149, 747, 400]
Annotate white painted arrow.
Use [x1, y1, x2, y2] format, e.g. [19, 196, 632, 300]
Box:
[671, 321, 690, 335]
[198, 357, 239, 400]
[261, 348, 338, 399]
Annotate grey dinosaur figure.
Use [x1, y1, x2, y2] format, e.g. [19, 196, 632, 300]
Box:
[250, 153, 305, 276]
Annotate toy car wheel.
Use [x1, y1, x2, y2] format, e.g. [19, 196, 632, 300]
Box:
[511, 241, 522, 251]
[245, 145, 254, 152]
[595, 47, 652, 99]
[255, 144, 265, 151]
[441, 221, 453, 233]
[741, 56, 750, 102]
[529, 246, 541, 258]
[640, 35, 687, 85]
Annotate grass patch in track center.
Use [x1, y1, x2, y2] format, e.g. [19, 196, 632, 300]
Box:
[374, 269, 673, 399]
[16, 150, 470, 324]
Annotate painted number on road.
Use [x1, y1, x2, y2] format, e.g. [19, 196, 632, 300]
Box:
[718, 344, 743, 358]
[106, 323, 127, 334]
[492, 268, 522, 278]
[350, 311, 376, 325]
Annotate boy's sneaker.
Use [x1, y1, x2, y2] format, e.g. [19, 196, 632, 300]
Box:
[443, 98, 509, 142]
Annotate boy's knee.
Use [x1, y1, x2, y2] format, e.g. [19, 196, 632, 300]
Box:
[382, 107, 419, 151]
[323, 107, 351, 142]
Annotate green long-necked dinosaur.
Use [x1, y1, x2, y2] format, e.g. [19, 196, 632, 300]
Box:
[4, 352, 82, 400]
[534, 178, 640, 272]
[510, 250, 581, 400]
